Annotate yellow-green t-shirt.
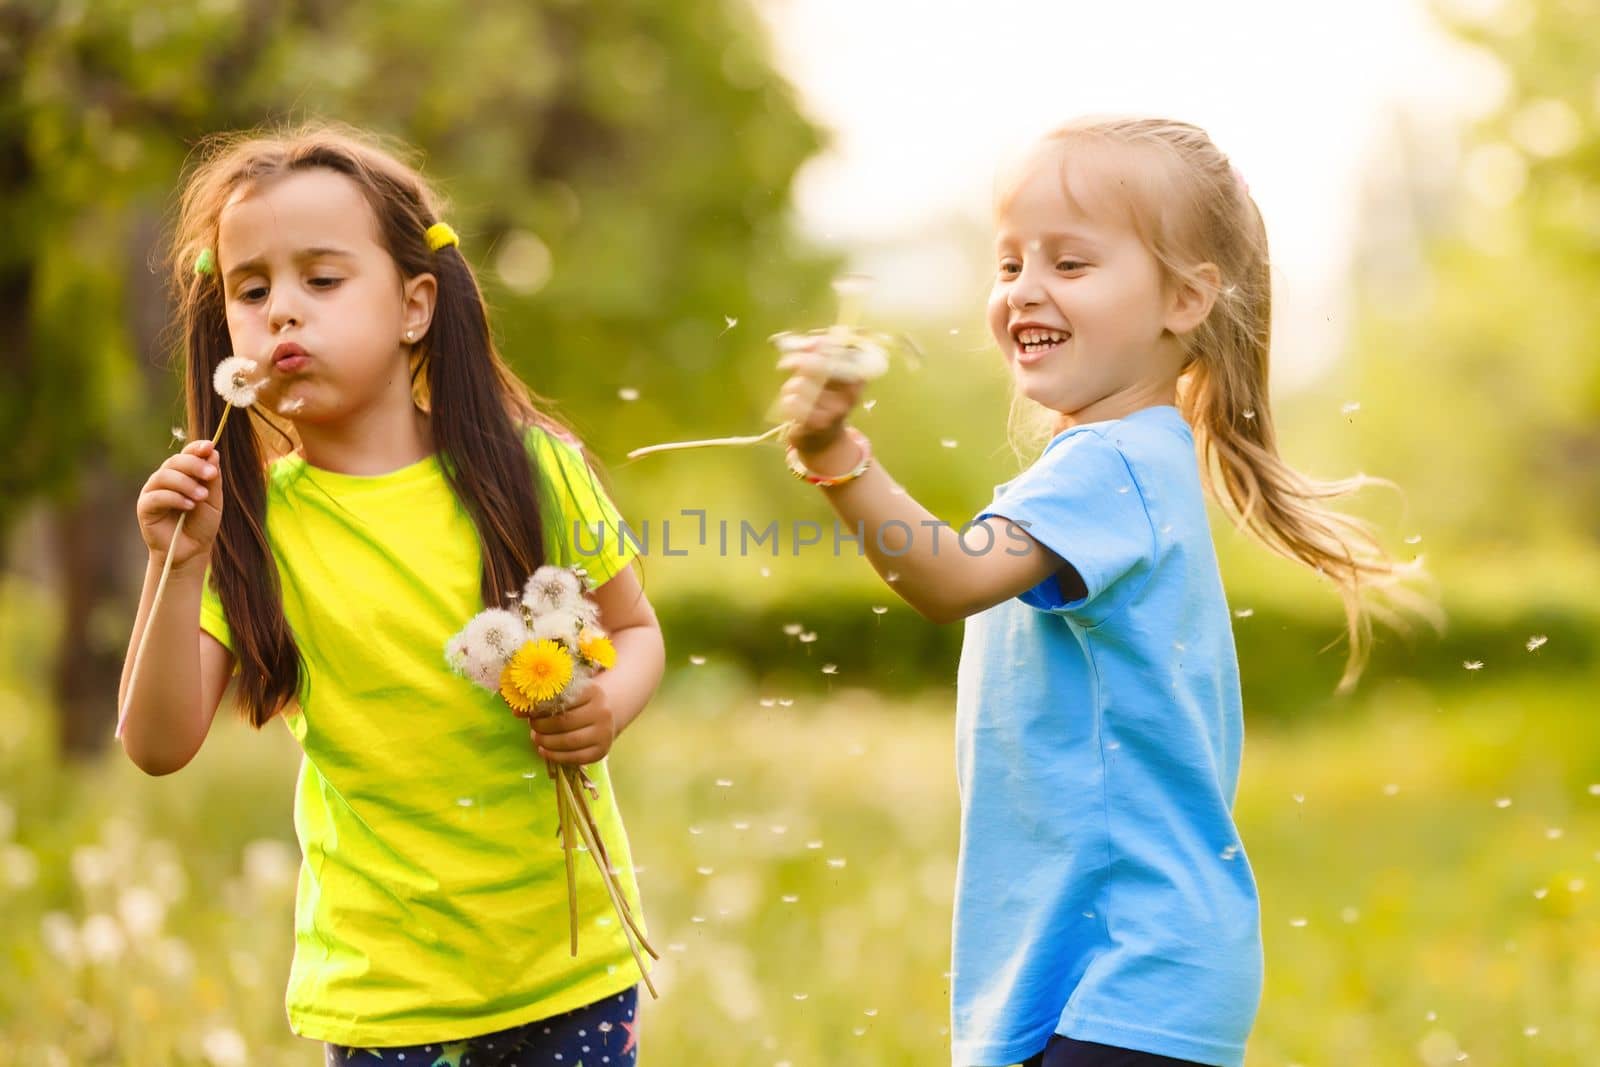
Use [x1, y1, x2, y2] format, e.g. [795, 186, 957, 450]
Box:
[198, 426, 645, 1047]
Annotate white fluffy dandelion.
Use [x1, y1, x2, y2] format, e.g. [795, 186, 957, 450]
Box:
[530, 609, 584, 646]
[446, 608, 529, 690]
[212, 356, 262, 407]
[523, 565, 585, 614]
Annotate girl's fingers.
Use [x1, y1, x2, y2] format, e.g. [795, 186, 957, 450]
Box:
[150, 468, 210, 500]
[540, 745, 604, 766]
[168, 453, 220, 482]
[533, 722, 602, 749]
[144, 490, 199, 514]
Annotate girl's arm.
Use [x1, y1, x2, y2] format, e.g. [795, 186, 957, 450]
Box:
[532, 564, 665, 765]
[118, 439, 237, 775]
[777, 354, 1084, 625]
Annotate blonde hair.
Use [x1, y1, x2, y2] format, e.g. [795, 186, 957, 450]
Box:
[1007, 117, 1438, 693]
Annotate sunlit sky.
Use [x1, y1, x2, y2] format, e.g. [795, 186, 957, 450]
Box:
[755, 0, 1505, 386]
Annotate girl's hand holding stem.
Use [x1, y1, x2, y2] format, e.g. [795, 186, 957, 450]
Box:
[136, 439, 225, 576]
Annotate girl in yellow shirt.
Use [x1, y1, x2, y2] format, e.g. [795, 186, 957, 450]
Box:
[118, 122, 664, 1065]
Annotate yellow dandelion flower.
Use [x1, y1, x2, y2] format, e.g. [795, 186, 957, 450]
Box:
[500, 639, 574, 709]
[578, 629, 617, 671]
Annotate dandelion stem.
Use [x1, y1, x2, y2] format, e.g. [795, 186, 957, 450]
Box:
[565, 769, 657, 960]
[625, 423, 784, 460]
[117, 402, 240, 738]
[553, 755, 579, 957]
[557, 770, 658, 999]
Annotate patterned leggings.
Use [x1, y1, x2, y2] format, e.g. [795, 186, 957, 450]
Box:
[325, 987, 638, 1067]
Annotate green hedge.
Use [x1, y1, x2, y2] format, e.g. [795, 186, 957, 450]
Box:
[651, 589, 1596, 723]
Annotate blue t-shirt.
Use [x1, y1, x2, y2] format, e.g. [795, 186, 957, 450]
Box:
[951, 405, 1262, 1067]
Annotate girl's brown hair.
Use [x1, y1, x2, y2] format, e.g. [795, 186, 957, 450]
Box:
[1013, 117, 1437, 692]
[171, 121, 583, 726]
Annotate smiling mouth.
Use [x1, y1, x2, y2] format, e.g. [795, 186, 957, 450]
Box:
[1012, 327, 1071, 356]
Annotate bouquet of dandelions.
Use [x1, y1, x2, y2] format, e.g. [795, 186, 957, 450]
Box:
[445, 565, 658, 995]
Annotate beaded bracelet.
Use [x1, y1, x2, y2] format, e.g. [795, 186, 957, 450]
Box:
[785, 426, 873, 488]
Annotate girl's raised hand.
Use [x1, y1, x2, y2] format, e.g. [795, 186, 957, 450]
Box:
[775, 339, 868, 455]
[136, 439, 224, 572]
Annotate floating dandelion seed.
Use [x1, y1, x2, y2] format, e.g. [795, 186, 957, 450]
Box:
[721, 315, 739, 335]
[1242, 408, 1256, 420]
[1341, 401, 1361, 418]
[1496, 797, 1513, 808]
[277, 396, 307, 416]
[940, 438, 959, 449]
[1464, 660, 1484, 671]
[782, 623, 803, 636]
[759, 566, 771, 577]
[798, 631, 818, 643]
[689, 654, 707, 666]
[1233, 607, 1254, 618]
[781, 894, 799, 903]
[696, 866, 714, 876]
[715, 779, 734, 788]
[759, 698, 776, 708]
[169, 426, 186, 444]
[1526, 635, 1548, 652]
[733, 820, 749, 830]
[618, 387, 640, 401]
[871, 605, 888, 615]
[1405, 534, 1423, 545]
[1289, 917, 1308, 928]
[827, 858, 847, 869]
[1545, 828, 1564, 840]
[1341, 906, 1360, 923]
[1384, 783, 1400, 796]
[821, 664, 838, 675]
[863, 398, 878, 411]
[806, 840, 823, 850]
[1588, 784, 1600, 796]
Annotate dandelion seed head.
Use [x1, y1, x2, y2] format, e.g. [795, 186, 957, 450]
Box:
[212, 357, 262, 407]
[524, 566, 584, 614]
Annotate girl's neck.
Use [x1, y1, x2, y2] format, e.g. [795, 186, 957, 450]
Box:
[297, 404, 435, 477]
[1058, 377, 1180, 431]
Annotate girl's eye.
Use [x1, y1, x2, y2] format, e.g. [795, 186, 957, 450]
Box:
[1056, 260, 1087, 272]
[239, 286, 267, 302]
[998, 261, 1021, 277]
[309, 277, 341, 289]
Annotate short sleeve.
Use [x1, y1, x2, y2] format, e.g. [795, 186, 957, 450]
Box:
[198, 566, 234, 652]
[527, 426, 638, 588]
[978, 430, 1154, 620]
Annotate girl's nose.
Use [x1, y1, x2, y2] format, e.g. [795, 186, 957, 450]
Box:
[268, 300, 301, 333]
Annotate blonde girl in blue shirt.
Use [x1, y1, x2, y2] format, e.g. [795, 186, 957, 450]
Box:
[775, 117, 1430, 1067]
[118, 123, 665, 1065]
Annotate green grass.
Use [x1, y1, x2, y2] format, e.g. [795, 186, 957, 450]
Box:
[2, 654, 1596, 1065]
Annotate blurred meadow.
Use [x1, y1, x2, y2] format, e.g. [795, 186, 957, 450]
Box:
[2, 0, 1597, 1064]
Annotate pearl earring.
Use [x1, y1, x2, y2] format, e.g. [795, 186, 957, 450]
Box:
[405, 329, 416, 342]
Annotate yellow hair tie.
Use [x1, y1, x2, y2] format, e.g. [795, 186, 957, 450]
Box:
[425, 222, 460, 252]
